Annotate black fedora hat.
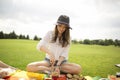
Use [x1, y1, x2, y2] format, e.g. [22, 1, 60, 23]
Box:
[56, 15, 72, 29]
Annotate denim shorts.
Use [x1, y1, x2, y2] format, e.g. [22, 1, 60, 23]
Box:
[44, 58, 67, 66]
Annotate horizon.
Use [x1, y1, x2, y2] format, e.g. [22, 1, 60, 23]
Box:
[0, 30, 120, 41]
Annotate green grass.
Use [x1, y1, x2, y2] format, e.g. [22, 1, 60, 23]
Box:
[0, 39, 120, 77]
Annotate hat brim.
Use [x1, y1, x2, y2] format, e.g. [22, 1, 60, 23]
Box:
[55, 22, 72, 29]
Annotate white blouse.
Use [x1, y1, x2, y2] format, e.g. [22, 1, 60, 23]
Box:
[36, 31, 70, 60]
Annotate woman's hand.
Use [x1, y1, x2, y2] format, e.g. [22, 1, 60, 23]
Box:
[39, 46, 55, 65]
[51, 66, 60, 77]
[54, 66, 60, 75]
[49, 53, 55, 65]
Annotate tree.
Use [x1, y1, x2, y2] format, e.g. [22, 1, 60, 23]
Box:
[114, 39, 120, 47]
[104, 39, 110, 46]
[34, 35, 39, 40]
[98, 40, 105, 45]
[83, 39, 91, 44]
[107, 39, 114, 45]
[18, 34, 26, 39]
[0, 31, 4, 39]
[91, 40, 100, 45]
[9, 31, 17, 39]
[72, 39, 78, 44]
[33, 35, 41, 41]
[19, 34, 23, 39]
[26, 35, 29, 39]
[78, 40, 83, 44]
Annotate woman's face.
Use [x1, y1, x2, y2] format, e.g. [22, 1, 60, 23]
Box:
[57, 24, 67, 34]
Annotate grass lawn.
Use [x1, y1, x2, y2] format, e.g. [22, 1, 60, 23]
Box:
[0, 39, 120, 77]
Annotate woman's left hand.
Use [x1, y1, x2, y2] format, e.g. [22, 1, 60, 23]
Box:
[54, 66, 60, 76]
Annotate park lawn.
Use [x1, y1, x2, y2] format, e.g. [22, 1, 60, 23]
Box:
[0, 39, 120, 77]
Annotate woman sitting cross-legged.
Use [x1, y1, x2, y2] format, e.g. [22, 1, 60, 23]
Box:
[26, 15, 82, 75]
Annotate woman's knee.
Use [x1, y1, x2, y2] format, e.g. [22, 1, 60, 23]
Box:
[74, 65, 82, 74]
[26, 61, 49, 72]
[61, 63, 82, 74]
[26, 63, 36, 71]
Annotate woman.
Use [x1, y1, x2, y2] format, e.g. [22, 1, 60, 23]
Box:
[26, 15, 81, 74]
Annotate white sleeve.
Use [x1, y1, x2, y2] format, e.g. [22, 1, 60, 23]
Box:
[36, 31, 51, 51]
[60, 44, 70, 59]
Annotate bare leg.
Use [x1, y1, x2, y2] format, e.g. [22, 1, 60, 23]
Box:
[26, 61, 50, 73]
[0, 61, 16, 70]
[60, 62, 82, 74]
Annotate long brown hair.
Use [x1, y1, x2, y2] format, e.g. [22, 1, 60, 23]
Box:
[51, 25, 70, 47]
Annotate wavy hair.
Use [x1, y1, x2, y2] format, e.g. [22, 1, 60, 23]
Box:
[51, 25, 70, 47]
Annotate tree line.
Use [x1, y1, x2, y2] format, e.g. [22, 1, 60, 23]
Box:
[72, 39, 120, 47]
[0, 31, 120, 47]
[0, 31, 41, 40]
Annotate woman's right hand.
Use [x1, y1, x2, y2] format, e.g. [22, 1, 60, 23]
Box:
[40, 46, 55, 65]
[49, 53, 55, 66]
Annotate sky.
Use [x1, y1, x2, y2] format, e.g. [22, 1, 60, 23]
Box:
[0, 0, 120, 40]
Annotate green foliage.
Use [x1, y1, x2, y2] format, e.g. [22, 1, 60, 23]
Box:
[0, 39, 120, 78]
[0, 31, 29, 39]
[0, 31, 42, 40]
[83, 39, 91, 44]
[72, 39, 120, 47]
[72, 39, 78, 44]
[33, 35, 41, 41]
